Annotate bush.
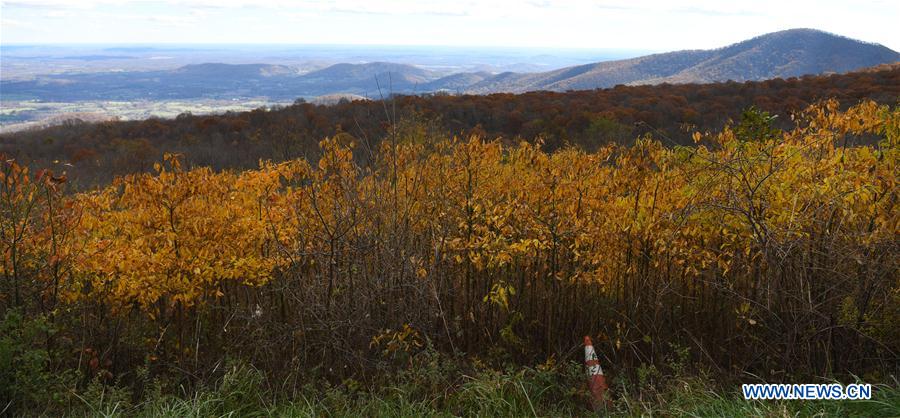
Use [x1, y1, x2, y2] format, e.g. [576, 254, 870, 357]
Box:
[0, 309, 76, 415]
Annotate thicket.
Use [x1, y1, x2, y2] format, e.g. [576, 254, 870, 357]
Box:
[1, 100, 898, 415]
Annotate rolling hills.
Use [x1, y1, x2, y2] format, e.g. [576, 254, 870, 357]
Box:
[1, 29, 897, 102]
[465, 29, 900, 92]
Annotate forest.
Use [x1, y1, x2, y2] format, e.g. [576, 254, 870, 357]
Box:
[1, 65, 898, 186]
[1, 72, 899, 415]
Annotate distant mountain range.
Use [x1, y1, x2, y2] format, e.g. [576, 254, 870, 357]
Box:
[2, 29, 897, 102]
[466, 28, 900, 93]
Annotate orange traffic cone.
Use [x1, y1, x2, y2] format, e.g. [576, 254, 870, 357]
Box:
[584, 336, 611, 411]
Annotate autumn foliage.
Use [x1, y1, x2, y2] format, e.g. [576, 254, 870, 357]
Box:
[1, 100, 898, 393]
[3, 66, 898, 187]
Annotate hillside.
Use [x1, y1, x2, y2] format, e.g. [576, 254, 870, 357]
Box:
[422, 71, 494, 92]
[3, 98, 898, 416]
[296, 62, 436, 96]
[7, 0, 900, 414]
[467, 29, 900, 92]
[3, 36, 899, 418]
[0, 61, 438, 101]
[171, 63, 298, 78]
[3, 29, 896, 102]
[643, 28, 900, 84]
[3, 65, 897, 186]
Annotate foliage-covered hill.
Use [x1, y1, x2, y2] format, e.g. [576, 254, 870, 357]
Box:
[2, 65, 898, 186]
[647, 28, 900, 84]
[0, 61, 435, 101]
[2, 99, 898, 415]
[468, 29, 900, 92]
[171, 63, 297, 78]
[297, 62, 435, 95]
[3, 29, 896, 102]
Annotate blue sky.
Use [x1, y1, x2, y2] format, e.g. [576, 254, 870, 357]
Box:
[2, 0, 898, 51]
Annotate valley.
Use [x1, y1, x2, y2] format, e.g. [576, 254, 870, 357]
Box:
[3, 29, 897, 133]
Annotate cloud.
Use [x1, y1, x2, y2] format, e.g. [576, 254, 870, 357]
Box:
[43, 9, 74, 17]
[2, 0, 544, 17]
[1, 17, 43, 30]
[266, 0, 477, 17]
[145, 14, 197, 27]
[1, 0, 897, 49]
[669, 6, 762, 17]
[0, 0, 783, 18]
[1, 0, 111, 9]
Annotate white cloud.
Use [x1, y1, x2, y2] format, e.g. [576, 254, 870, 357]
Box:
[144, 14, 197, 26]
[1, 17, 36, 28]
[1, 0, 897, 49]
[1, 0, 111, 9]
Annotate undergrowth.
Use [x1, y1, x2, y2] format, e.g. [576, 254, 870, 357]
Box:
[9, 349, 899, 417]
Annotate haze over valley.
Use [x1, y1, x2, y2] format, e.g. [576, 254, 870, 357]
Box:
[0, 44, 644, 131]
[2, 28, 898, 132]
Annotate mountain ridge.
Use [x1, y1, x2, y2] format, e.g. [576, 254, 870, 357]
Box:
[463, 29, 899, 92]
[2, 29, 897, 101]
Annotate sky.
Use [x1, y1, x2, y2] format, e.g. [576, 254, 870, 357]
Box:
[1, 0, 898, 51]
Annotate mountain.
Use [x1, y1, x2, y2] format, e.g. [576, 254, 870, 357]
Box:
[0, 62, 438, 101]
[465, 29, 900, 92]
[294, 62, 436, 96]
[2, 29, 897, 102]
[638, 28, 900, 85]
[172, 63, 297, 78]
[422, 71, 493, 92]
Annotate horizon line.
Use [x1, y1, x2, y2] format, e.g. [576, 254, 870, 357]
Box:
[0, 42, 660, 52]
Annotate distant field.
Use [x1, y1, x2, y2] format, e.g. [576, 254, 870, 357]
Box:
[0, 99, 292, 133]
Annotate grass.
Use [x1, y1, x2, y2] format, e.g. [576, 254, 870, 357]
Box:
[614, 375, 900, 417]
[38, 360, 900, 418]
